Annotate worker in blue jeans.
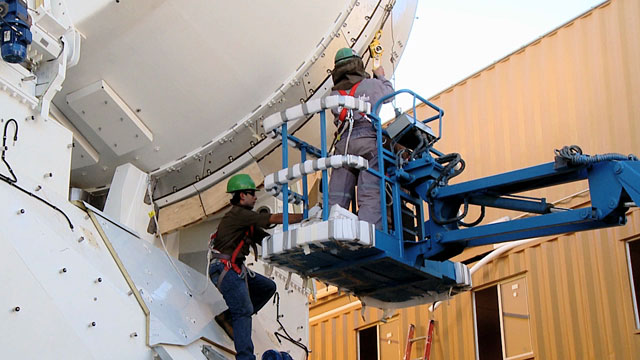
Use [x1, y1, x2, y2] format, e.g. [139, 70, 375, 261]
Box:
[209, 262, 275, 358]
[210, 174, 302, 360]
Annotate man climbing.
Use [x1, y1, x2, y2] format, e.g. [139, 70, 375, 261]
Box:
[328, 47, 394, 228]
[209, 173, 303, 360]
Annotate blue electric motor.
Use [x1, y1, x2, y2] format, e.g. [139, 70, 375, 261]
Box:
[261, 350, 294, 360]
[0, 0, 32, 63]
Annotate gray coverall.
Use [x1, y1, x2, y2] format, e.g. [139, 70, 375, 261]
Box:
[328, 75, 394, 228]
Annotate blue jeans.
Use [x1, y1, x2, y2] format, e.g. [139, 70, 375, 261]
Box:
[209, 261, 276, 360]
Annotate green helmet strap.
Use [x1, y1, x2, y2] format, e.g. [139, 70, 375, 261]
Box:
[226, 174, 258, 193]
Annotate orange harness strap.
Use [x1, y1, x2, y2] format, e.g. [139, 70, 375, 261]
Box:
[212, 225, 254, 275]
[337, 81, 362, 122]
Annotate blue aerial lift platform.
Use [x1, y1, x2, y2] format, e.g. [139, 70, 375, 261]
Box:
[261, 90, 640, 306]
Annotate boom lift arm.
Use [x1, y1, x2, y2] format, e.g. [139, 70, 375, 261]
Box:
[261, 90, 640, 307]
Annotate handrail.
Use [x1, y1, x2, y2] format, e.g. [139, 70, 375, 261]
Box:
[265, 155, 369, 198]
[264, 94, 371, 137]
[265, 95, 373, 229]
[371, 89, 444, 144]
[367, 89, 442, 239]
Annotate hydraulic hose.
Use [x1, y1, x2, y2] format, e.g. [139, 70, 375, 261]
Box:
[555, 145, 638, 165]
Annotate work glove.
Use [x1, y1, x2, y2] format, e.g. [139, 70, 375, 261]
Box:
[308, 204, 322, 219]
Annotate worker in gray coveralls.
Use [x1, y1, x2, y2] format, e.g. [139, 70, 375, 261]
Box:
[328, 47, 394, 229]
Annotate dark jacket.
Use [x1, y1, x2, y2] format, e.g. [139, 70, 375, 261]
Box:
[214, 205, 271, 263]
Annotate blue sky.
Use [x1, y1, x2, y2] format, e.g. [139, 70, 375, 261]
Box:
[387, 0, 605, 114]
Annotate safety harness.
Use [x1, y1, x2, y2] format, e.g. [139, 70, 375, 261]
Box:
[331, 82, 366, 154]
[337, 81, 361, 122]
[209, 226, 257, 289]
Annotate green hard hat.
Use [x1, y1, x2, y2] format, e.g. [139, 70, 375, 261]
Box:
[226, 174, 257, 193]
[334, 47, 358, 64]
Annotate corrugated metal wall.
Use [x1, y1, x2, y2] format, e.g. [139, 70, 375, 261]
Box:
[308, 0, 640, 358]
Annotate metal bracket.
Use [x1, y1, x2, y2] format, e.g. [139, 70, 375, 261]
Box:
[201, 345, 228, 360]
[152, 346, 173, 360]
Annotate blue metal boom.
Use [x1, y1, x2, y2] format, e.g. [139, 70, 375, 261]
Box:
[266, 90, 640, 304]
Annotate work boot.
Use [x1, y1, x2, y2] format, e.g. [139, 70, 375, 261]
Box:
[215, 310, 234, 340]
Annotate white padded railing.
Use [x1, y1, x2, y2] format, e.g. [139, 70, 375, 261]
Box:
[263, 95, 371, 137]
[265, 155, 368, 202]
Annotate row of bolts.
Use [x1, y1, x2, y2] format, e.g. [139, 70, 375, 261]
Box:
[10, 270, 139, 337]
[15, 204, 307, 335]
[13, 173, 52, 210]
[13, 198, 139, 338]
[10, 265, 139, 338]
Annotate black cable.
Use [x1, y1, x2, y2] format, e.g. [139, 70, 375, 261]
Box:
[418, 133, 431, 158]
[458, 205, 485, 227]
[0, 119, 74, 230]
[0, 12, 24, 37]
[425, 153, 463, 202]
[362, 0, 395, 70]
[451, 158, 465, 179]
[410, 130, 424, 160]
[388, 0, 400, 114]
[426, 153, 470, 225]
[1, 178, 74, 230]
[272, 292, 310, 359]
[47, 37, 65, 62]
[379, 1, 395, 32]
[395, 148, 409, 168]
[2, 118, 18, 182]
[430, 197, 469, 225]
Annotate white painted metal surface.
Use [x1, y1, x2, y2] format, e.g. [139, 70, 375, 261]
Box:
[0, 62, 308, 359]
[0, 99, 72, 199]
[0, 61, 37, 108]
[103, 163, 155, 243]
[55, 0, 355, 188]
[0, 174, 150, 359]
[29, 25, 63, 62]
[251, 263, 310, 360]
[50, 104, 101, 169]
[88, 205, 232, 348]
[67, 80, 153, 156]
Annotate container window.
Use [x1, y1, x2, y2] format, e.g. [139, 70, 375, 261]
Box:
[474, 276, 533, 360]
[358, 325, 378, 360]
[475, 286, 503, 360]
